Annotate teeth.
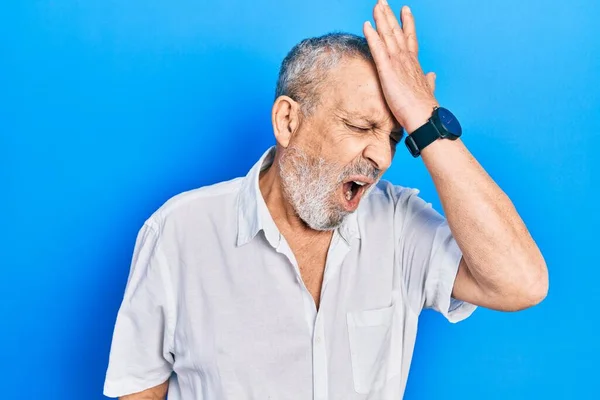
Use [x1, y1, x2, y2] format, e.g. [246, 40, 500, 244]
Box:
[345, 180, 368, 202]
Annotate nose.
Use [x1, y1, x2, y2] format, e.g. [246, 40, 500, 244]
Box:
[363, 141, 393, 171]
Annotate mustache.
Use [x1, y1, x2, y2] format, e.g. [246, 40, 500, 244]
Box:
[338, 159, 380, 182]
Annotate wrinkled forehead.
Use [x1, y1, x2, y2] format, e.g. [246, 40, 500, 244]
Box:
[322, 57, 399, 128]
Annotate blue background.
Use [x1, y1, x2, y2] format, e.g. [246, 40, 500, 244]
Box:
[1, 0, 597, 398]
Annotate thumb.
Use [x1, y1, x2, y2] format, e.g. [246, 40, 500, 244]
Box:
[426, 72, 436, 93]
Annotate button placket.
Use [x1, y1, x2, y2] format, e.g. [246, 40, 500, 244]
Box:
[312, 313, 327, 400]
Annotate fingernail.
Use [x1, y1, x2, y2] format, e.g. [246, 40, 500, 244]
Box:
[404, 5, 411, 13]
[381, 0, 388, 5]
[365, 20, 372, 28]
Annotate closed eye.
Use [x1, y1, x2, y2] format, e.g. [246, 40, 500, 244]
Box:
[344, 120, 403, 144]
[345, 122, 370, 133]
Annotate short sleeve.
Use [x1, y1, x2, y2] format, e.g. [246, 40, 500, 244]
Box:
[103, 221, 175, 398]
[397, 188, 476, 323]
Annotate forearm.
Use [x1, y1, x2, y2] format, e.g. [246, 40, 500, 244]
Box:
[420, 137, 548, 304]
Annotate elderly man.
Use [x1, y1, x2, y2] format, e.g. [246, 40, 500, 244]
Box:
[103, 1, 548, 399]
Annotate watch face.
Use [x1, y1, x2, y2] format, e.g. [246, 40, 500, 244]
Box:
[437, 107, 462, 138]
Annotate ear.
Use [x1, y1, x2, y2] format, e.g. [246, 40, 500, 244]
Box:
[271, 96, 301, 148]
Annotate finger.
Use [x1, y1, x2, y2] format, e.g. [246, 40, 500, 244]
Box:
[381, 0, 408, 52]
[373, 2, 401, 55]
[401, 6, 419, 55]
[363, 21, 392, 71]
[425, 72, 436, 93]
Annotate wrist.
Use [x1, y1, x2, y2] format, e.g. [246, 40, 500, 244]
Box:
[403, 105, 463, 158]
[402, 102, 439, 134]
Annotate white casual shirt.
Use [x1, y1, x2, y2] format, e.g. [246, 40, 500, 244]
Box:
[103, 146, 476, 399]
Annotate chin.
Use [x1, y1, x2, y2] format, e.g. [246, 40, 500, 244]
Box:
[299, 206, 350, 232]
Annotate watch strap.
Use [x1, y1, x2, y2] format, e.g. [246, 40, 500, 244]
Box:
[404, 120, 441, 157]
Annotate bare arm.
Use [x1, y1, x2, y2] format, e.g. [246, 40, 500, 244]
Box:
[119, 381, 169, 400]
[421, 138, 548, 311]
[364, 0, 548, 311]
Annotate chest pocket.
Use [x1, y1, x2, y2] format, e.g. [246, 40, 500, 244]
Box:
[346, 292, 403, 394]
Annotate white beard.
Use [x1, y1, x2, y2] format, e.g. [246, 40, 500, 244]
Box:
[279, 146, 380, 231]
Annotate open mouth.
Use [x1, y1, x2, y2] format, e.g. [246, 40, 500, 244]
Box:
[341, 178, 371, 210]
[343, 180, 366, 201]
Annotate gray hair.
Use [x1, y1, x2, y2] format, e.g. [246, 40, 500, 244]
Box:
[275, 32, 373, 116]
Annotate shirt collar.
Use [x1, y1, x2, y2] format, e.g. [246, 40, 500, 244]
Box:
[339, 209, 361, 244]
[236, 146, 361, 247]
[237, 146, 281, 247]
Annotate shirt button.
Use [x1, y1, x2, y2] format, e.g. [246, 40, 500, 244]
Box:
[315, 336, 322, 344]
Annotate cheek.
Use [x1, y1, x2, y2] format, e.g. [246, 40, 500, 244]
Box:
[296, 125, 355, 159]
[292, 122, 330, 151]
[327, 130, 367, 158]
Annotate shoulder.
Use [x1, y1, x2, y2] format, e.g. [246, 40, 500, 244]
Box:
[362, 179, 423, 211]
[358, 180, 434, 229]
[144, 177, 243, 232]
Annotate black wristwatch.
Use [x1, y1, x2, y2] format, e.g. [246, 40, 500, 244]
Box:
[404, 106, 462, 157]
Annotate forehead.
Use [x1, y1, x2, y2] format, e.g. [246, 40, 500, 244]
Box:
[324, 57, 395, 124]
